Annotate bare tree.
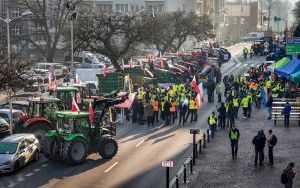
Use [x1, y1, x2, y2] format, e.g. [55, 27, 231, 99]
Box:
[21, 0, 71, 62]
[142, 12, 214, 54]
[293, 1, 300, 37]
[73, 10, 146, 70]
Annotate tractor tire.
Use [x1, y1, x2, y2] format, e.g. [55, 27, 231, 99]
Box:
[42, 137, 58, 161]
[27, 123, 52, 143]
[63, 137, 88, 165]
[98, 137, 118, 159]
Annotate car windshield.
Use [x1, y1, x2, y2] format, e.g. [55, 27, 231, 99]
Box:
[0, 142, 18, 154]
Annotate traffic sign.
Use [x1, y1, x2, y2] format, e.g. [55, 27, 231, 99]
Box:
[190, 129, 200, 134]
[162, 160, 174, 168]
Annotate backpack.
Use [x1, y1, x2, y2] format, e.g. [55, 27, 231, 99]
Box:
[271, 135, 277, 146]
[281, 169, 288, 184]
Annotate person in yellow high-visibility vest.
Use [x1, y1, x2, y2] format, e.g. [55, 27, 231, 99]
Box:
[232, 96, 240, 119]
[185, 97, 197, 123]
[241, 95, 249, 118]
[229, 124, 240, 159]
[207, 111, 217, 138]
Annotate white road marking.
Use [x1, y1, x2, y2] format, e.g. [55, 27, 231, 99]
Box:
[135, 139, 145, 147]
[104, 162, 118, 173]
[34, 168, 41, 172]
[25, 172, 34, 177]
[41, 163, 48, 167]
[157, 123, 165, 129]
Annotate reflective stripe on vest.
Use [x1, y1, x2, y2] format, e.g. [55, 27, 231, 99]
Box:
[209, 115, 216, 124]
[225, 103, 229, 112]
[170, 103, 176, 112]
[230, 130, 238, 140]
[152, 101, 159, 111]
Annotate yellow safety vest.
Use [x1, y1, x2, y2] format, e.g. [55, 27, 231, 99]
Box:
[241, 97, 249, 108]
[233, 98, 239, 107]
[230, 130, 238, 140]
[209, 115, 216, 124]
[189, 100, 196, 110]
[161, 102, 165, 111]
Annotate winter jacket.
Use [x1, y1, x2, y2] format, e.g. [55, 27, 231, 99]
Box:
[283, 104, 292, 116]
[252, 131, 266, 150]
[144, 103, 154, 117]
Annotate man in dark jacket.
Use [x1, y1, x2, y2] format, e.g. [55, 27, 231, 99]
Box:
[252, 130, 266, 166]
[178, 101, 188, 126]
[229, 124, 240, 159]
[137, 99, 144, 125]
[131, 98, 139, 123]
[218, 102, 226, 129]
[164, 100, 171, 125]
[266, 94, 273, 120]
[283, 102, 292, 127]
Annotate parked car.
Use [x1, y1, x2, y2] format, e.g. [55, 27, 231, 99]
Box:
[0, 109, 24, 129]
[0, 134, 40, 173]
[35, 63, 68, 77]
[0, 117, 10, 139]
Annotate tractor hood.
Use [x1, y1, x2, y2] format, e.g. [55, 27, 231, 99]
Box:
[46, 130, 86, 141]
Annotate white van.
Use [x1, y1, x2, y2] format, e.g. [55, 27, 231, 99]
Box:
[35, 63, 68, 77]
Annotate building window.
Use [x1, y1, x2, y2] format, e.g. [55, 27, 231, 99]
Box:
[233, 17, 238, 24]
[11, 8, 21, 18]
[116, 4, 129, 12]
[241, 17, 245, 24]
[11, 25, 22, 35]
[99, 4, 113, 12]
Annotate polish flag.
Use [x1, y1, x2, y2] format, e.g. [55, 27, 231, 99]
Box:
[71, 97, 80, 112]
[198, 83, 204, 105]
[190, 76, 200, 94]
[121, 59, 125, 71]
[102, 64, 107, 78]
[75, 73, 82, 85]
[53, 77, 57, 91]
[89, 101, 94, 122]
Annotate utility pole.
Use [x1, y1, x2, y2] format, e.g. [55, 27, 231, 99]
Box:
[267, 0, 273, 31]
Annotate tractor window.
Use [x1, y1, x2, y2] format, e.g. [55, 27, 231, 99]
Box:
[58, 117, 74, 132]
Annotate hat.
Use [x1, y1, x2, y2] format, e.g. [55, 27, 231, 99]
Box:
[289, 162, 295, 167]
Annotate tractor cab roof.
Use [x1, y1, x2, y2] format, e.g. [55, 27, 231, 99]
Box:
[28, 96, 61, 103]
[57, 86, 79, 92]
[55, 111, 89, 119]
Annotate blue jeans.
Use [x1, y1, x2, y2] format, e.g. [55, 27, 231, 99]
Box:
[209, 124, 216, 138]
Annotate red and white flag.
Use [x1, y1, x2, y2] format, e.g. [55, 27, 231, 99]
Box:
[190, 76, 200, 94]
[89, 101, 94, 122]
[198, 82, 204, 105]
[75, 73, 82, 85]
[71, 97, 80, 112]
[102, 64, 107, 78]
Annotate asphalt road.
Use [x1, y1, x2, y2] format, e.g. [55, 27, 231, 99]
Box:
[0, 45, 265, 188]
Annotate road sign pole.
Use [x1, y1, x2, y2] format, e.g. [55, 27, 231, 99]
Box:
[166, 167, 169, 188]
[193, 133, 196, 164]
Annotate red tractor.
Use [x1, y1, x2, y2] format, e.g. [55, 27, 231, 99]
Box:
[14, 97, 61, 141]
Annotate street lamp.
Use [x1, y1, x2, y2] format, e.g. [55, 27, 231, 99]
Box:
[0, 8, 33, 133]
[0, 9, 33, 62]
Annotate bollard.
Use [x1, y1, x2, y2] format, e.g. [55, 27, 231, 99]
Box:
[195, 143, 198, 158]
[203, 134, 206, 148]
[207, 129, 210, 143]
[176, 175, 179, 188]
[199, 139, 202, 154]
[190, 157, 193, 173]
[183, 165, 187, 183]
[166, 167, 170, 188]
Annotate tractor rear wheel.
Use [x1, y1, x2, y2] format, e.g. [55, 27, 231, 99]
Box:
[98, 137, 118, 159]
[64, 137, 88, 165]
[27, 123, 52, 143]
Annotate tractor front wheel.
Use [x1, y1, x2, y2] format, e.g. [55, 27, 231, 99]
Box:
[42, 137, 58, 161]
[27, 123, 52, 143]
[64, 137, 88, 165]
[98, 137, 118, 159]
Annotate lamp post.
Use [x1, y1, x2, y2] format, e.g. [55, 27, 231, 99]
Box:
[0, 8, 33, 63]
[65, 0, 78, 82]
[0, 8, 33, 133]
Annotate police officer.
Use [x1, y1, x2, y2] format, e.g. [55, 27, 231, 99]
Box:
[241, 95, 249, 118]
[232, 95, 239, 119]
[229, 124, 240, 159]
[207, 111, 217, 138]
[185, 97, 196, 123]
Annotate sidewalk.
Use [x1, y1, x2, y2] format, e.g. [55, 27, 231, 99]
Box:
[174, 107, 300, 188]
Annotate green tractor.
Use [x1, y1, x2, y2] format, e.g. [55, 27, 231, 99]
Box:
[42, 92, 127, 165]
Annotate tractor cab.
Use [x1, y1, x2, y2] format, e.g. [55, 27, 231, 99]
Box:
[55, 86, 79, 110]
[28, 97, 61, 121]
